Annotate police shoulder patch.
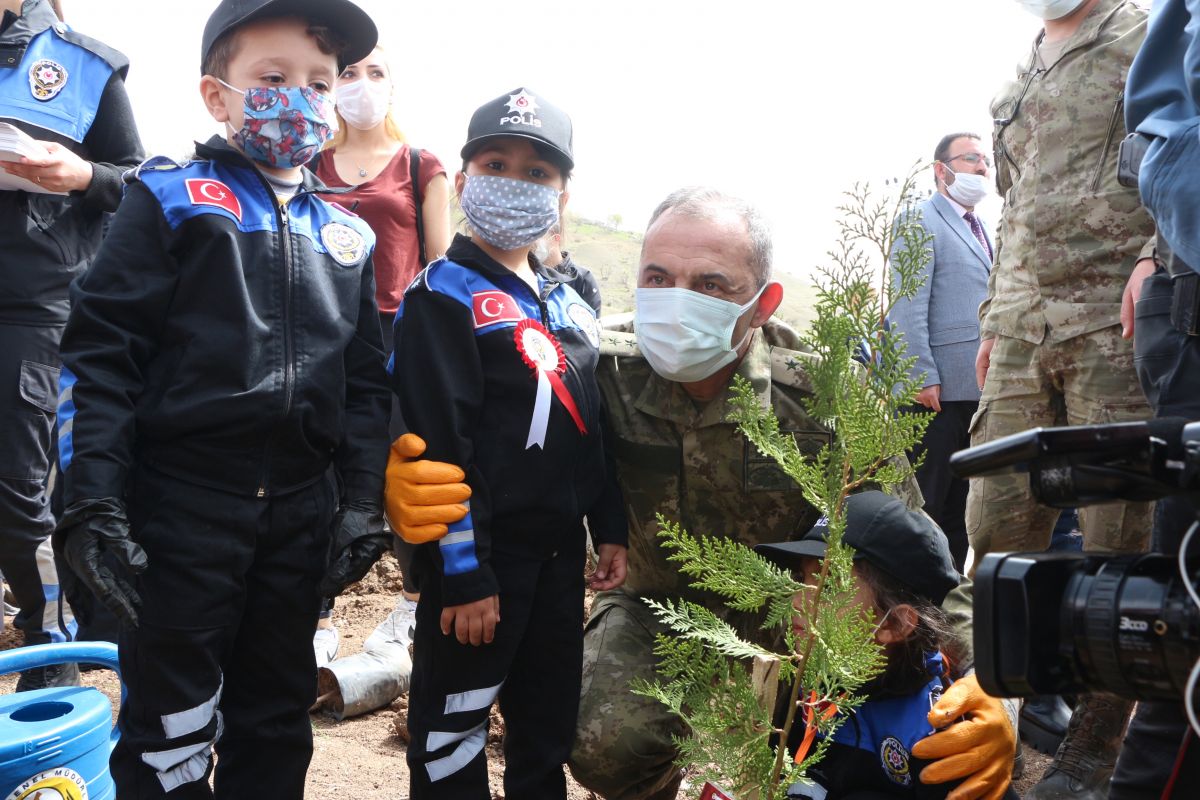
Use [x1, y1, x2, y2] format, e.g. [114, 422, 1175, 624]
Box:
[567, 302, 601, 347]
[880, 736, 913, 787]
[28, 58, 68, 101]
[321, 221, 367, 267]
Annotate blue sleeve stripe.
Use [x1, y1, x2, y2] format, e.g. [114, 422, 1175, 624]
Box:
[56, 367, 77, 473]
[440, 540, 481, 576]
[447, 508, 473, 535]
[440, 507, 480, 575]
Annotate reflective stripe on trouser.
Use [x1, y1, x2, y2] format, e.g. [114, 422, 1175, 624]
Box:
[568, 590, 688, 800]
[406, 532, 585, 800]
[965, 328, 1153, 571]
[0, 322, 74, 645]
[111, 466, 334, 799]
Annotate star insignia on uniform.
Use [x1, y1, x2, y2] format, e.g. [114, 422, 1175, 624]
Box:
[785, 357, 800, 372]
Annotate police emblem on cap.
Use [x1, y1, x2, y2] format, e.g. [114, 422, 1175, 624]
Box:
[321, 222, 366, 267]
[880, 736, 913, 786]
[28, 59, 68, 102]
[502, 89, 542, 129]
[567, 302, 600, 347]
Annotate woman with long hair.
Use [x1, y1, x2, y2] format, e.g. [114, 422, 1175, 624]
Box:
[313, 45, 451, 667]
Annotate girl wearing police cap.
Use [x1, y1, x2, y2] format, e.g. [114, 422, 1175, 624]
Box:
[758, 493, 1019, 800]
[390, 88, 627, 799]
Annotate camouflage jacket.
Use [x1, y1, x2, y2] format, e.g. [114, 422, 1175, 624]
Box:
[593, 319, 981, 661]
[984, 0, 1155, 344]
[597, 319, 829, 608]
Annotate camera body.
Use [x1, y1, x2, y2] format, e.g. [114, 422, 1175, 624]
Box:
[951, 418, 1200, 701]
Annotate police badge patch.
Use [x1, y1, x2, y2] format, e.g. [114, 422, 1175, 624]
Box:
[28, 59, 69, 101]
[567, 302, 600, 347]
[880, 736, 913, 786]
[321, 222, 366, 267]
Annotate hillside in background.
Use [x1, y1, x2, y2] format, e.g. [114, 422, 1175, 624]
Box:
[564, 215, 821, 332]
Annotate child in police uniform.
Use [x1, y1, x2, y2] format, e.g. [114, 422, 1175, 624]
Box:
[391, 88, 627, 799]
[54, 1, 390, 796]
[757, 492, 1020, 800]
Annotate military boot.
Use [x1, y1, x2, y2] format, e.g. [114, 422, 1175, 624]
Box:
[1026, 692, 1131, 800]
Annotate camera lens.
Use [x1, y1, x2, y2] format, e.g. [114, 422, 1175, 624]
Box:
[975, 552, 1200, 701]
[1066, 555, 1200, 701]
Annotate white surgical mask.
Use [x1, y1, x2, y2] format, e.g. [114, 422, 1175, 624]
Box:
[634, 285, 766, 383]
[941, 165, 991, 208]
[336, 79, 391, 130]
[1014, 0, 1086, 19]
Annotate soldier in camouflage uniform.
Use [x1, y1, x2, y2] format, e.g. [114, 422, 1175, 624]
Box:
[970, 1, 1156, 797]
[387, 188, 1018, 800]
[568, 188, 1022, 800]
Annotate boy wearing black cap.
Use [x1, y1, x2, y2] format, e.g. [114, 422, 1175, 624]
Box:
[391, 88, 627, 798]
[757, 492, 1018, 799]
[53, 1, 389, 796]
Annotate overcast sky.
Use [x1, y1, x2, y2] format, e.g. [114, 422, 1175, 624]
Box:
[64, 0, 1060, 276]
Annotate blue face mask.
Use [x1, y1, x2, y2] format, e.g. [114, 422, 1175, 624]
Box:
[460, 174, 561, 251]
[219, 80, 338, 169]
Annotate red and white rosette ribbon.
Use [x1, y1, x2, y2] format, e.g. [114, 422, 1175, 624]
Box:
[514, 319, 588, 449]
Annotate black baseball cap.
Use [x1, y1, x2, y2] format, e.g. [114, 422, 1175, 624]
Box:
[755, 491, 959, 605]
[201, 0, 378, 73]
[460, 87, 574, 170]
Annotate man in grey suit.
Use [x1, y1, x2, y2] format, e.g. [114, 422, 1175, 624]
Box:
[889, 132, 993, 572]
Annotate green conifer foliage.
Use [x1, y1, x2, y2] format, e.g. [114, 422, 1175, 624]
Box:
[632, 166, 936, 799]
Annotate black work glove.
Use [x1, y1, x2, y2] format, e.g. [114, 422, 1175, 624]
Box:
[57, 498, 148, 629]
[318, 499, 389, 597]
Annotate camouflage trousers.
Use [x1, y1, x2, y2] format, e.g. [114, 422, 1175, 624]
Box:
[965, 327, 1152, 571]
[568, 589, 687, 800]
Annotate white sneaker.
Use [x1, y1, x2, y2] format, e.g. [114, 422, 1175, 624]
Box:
[313, 625, 339, 667]
[364, 597, 417, 653]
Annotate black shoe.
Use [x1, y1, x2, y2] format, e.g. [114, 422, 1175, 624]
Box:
[15, 662, 81, 692]
[1021, 694, 1072, 754]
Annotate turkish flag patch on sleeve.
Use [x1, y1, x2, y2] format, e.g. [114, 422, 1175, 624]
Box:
[471, 290, 523, 329]
[185, 178, 243, 222]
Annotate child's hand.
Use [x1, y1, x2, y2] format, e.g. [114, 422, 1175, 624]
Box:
[589, 544, 628, 591]
[441, 594, 500, 646]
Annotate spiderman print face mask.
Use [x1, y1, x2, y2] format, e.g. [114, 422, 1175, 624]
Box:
[219, 79, 338, 169]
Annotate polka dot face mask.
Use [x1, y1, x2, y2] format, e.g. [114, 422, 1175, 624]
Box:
[460, 174, 562, 251]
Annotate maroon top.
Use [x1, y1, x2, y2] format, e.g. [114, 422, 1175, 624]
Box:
[316, 143, 446, 314]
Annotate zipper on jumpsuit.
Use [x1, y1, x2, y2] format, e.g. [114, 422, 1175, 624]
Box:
[257, 196, 298, 499]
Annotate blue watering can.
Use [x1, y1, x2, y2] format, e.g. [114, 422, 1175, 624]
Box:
[0, 642, 120, 800]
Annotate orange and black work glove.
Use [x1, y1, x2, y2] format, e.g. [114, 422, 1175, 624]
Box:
[384, 434, 470, 544]
[910, 673, 1016, 800]
[319, 499, 389, 597]
[58, 497, 148, 628]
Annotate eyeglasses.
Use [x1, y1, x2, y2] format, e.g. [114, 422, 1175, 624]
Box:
[943, 153, 993, 168]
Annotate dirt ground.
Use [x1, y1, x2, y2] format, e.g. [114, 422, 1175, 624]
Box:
[0, 555, 1048, 799]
